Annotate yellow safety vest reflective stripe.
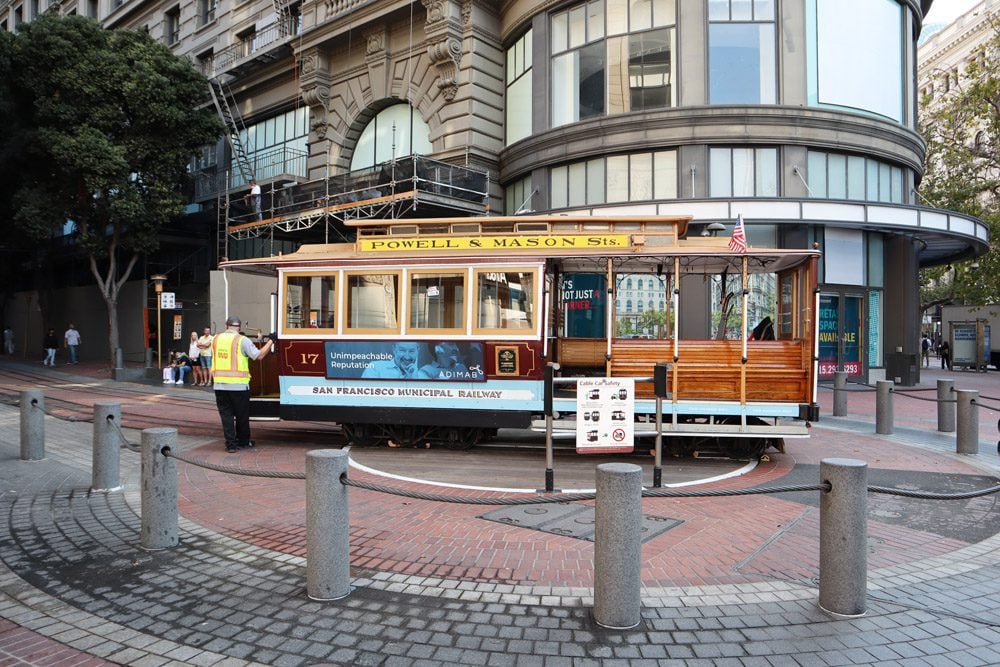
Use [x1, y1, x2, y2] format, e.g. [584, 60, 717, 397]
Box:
[211, 331, 250, 383]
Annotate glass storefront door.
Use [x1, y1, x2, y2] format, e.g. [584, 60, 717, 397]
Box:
[819, 292, 865, 379]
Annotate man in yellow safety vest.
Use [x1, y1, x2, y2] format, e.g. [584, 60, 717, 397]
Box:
[211, 315, 274, 452]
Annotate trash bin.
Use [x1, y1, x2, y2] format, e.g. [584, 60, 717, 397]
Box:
[886, 352, 918, 386]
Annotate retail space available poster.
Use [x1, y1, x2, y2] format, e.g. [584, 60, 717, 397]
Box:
[323, 341, 485, 381]
[575, 378, 634, 454]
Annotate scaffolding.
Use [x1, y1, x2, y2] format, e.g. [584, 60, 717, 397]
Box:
[221, 155, 491, 250]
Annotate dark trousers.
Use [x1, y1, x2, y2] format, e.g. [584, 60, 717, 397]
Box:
[215, 389, 251, 448]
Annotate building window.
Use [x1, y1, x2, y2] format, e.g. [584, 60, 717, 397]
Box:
[551, 1, 606, 127]
[238, 28, 255, 58]
[709, 147, 777, 197]
[807, 0, 902, 122]
[87, 0, 98, 17]
[505, 29, 532, 146]
[232, 107, 310, 188]
[196, 49, 213, 77]
[165, 6, 180, 45]
[550, 149, 677, 209]
[198, 0, 216, 27]
[806, 151, 903, 204]
[551, 0, 675, 128]
[505, 175, 534, 215]
[349, 103, 433, 172]
[709, 0, 775, 104]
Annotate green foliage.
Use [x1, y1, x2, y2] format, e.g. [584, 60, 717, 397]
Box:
[0, 15, 222, 362]
[919, 20, 1000, 311]
[3, 15, 221, 258]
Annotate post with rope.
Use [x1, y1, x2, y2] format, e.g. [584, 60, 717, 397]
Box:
[19, 389, 45, 461]
[833, 371, 848, 417]
[956, 390, 979, 454]
[92, 402, 122, 492]
[140, 428, 178, 550]
[543, 363, 558, 493]
[937, 379, 955, 432]
[653, 362, 670, 488]
[875, 381, 893, 435]
[818, 458, 867, 617]
[306, 449, 351, 601]
[593, 462, 642, 629]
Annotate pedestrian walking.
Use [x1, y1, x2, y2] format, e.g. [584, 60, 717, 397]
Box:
[921, 334, 931, 367]
[43, 328, 58, 366]
[3, 326, 13, 355]
[211, 315, 273, 452]
[64, 324, 81, 364]
[939, 339, 952, 370]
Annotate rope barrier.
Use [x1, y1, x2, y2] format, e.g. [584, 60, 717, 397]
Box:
[868, 484, 1000, 500]
[896, 393, 955, 404]
[162, 447, 306, 479]
[106, 415, 141, 453]
[971, 400, 1000, 414]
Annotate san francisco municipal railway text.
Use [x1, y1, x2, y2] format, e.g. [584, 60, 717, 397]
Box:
[311, 387, 503, 398]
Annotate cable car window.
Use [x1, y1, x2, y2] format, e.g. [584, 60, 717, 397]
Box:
[410, 271, 465, 331]
[475, 268, 537, 332]
[283, 273, 336, 333]
[346, 272, 401, 332]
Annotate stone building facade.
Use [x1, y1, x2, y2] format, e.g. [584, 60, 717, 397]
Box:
[0, 0, 989, 379]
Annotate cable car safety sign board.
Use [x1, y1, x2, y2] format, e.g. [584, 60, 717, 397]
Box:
[576, 378, 635, 454]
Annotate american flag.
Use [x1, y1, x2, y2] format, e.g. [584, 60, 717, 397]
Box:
[729, 214, 748, 253]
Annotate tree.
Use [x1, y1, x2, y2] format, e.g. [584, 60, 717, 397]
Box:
[919, 20, 1000, 313]
[3, 15, 221, 365]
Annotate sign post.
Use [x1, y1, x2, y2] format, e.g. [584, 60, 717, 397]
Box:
[576, 378, 635, 454]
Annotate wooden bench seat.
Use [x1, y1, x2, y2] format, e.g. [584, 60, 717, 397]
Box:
[608, 339, 809, 402]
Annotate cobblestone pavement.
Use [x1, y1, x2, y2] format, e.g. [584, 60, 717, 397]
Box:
[0, 360, 999, 665]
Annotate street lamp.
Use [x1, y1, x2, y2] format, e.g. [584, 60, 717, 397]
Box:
[150, 274, 167, 369]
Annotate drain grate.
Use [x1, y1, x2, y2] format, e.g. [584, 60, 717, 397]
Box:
[479, 503, 683, 543]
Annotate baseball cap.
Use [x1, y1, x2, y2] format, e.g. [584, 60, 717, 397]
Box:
[225, 316, 242, 327]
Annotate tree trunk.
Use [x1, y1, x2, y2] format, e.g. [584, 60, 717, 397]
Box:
[88, 250, 139, 368]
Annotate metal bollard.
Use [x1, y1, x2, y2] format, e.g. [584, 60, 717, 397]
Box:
[937, 379, 955, 433]
[819, 458, 868, 617]
[306, 450, 351, 600]
[833, 371, 848, 417]
[875, 381, 893, 435]
[140, 428, 178, 550]
[956, 390, 979, 455]
[19, 389, 45, 461]
[593, 463, 642, 629]
[92, 403, 122, 492]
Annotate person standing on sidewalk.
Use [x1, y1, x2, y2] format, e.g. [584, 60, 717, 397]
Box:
[939, 339, 952, 370]
[196, 326, 214, 385]
[3, 326, 14, 355]
[64, 324, 81, 364]
[211, 316, 273, 453]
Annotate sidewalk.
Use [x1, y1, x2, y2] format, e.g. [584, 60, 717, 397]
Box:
[0, 361, 999, 665]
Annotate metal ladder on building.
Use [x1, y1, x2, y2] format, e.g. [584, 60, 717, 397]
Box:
[272, 0, 291, 36]
[208, 78, 255, 186]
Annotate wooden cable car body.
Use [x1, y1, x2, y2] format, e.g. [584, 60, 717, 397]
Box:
[223, 214, 820, 457]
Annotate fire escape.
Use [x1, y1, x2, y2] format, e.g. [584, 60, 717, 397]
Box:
[200, 1, 491, 260]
